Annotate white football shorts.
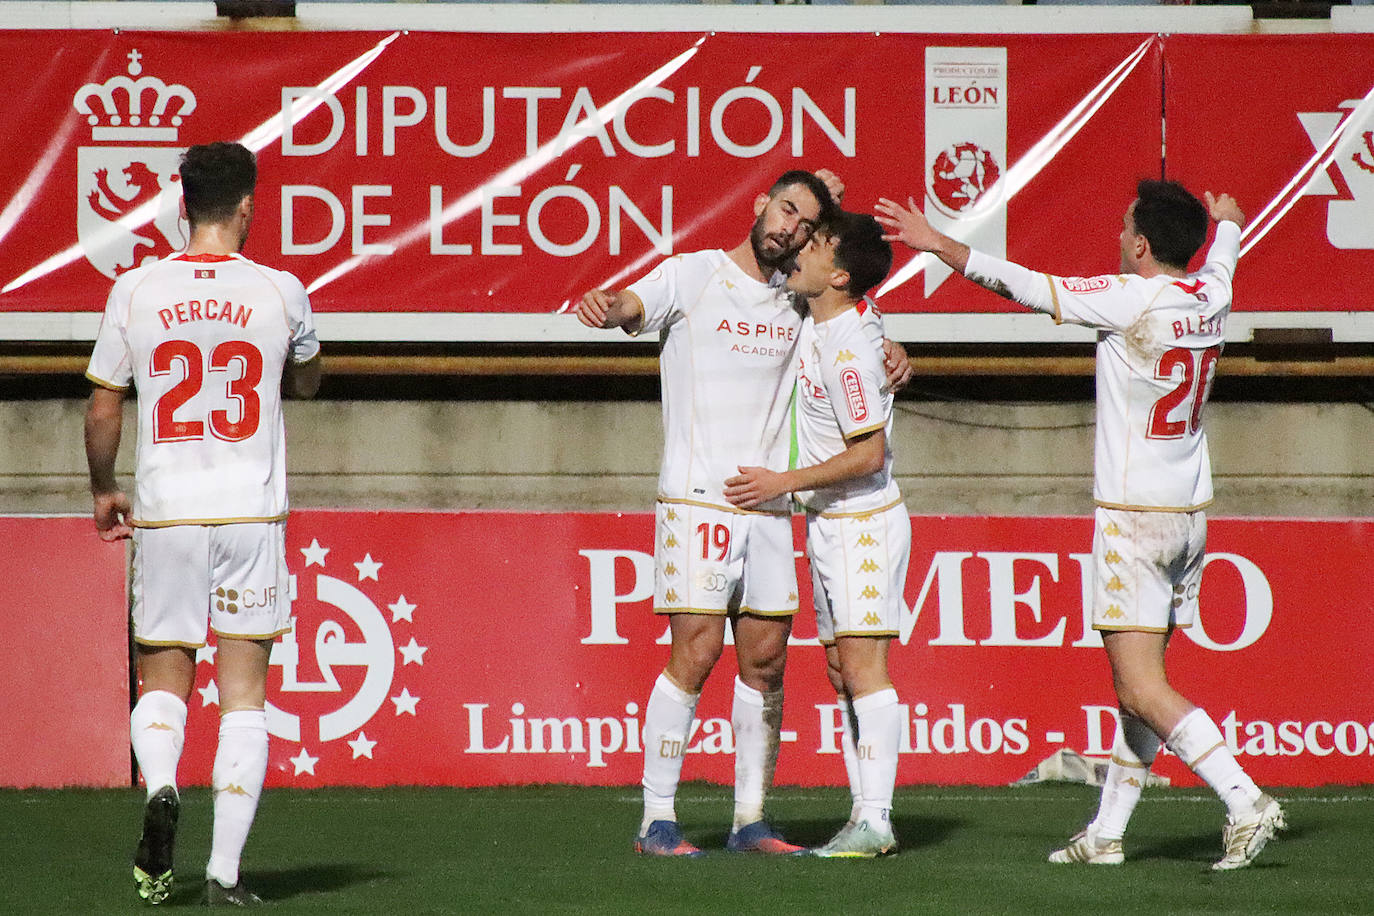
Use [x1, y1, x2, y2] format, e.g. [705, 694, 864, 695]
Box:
[653, 501, 798, 617]
[809, 501, 910, 644]
[131, 521, 291, 647]
[1091, 506, 1206, 633]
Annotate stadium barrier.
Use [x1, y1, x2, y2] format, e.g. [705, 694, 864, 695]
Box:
[6, 510, 1372, 788]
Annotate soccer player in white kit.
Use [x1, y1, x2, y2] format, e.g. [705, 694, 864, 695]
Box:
[725, 211, 906, 858]
[577, 170, 910, 857]
[85, 142, 321, 905]
[875, 180, 1285, 871]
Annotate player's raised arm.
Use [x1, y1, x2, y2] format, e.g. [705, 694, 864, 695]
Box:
[874, 196, 970, 275]
[875, 196, 1052, 314]
[1204, 191, 1244, 228]
[574, 288, 644, 334]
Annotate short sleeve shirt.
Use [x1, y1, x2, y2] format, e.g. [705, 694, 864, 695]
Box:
[1045, 228, 1237, 510]
[793, 304, 901, 515]
[87, 252, 319, 526]
[626, 250, 802, 513]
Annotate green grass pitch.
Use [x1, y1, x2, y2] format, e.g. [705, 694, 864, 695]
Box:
[3, 784, 1371, 914]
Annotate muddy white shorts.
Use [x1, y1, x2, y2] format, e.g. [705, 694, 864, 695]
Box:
[809, 501, 910, 643]
[653, 500, 799, 617]
[131, 521, 291, 647]
[1091, 506, 1206, 633]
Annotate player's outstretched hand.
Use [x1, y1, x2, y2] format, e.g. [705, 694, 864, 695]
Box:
[875, 197, 941, 252]
[574, 289, 616, 328]
[882, 339, 914, 393]
[724, 466, 790, 510]
[93, 490, 132, 541]
[815, 169, 845, 204]
[1204, 192, 1245, 229]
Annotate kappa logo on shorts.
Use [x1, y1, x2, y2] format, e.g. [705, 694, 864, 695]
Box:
[859, 586, 881, 600]
[855, 534, 878, 547]
[1105, 576, 1126, 592]
[861, 612, 882, 626]
[194, 536, 427, 781]
[72, 49, 193, 279]
[858, 559, 880, 573]
[1104, 604, 1125, 619]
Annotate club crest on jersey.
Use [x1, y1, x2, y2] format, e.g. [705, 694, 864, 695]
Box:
[1297, 99, 1374, 249]
[72, 49, 194, 279]
[1060, 277, 1111, 294]
[841, 367, 869, 423]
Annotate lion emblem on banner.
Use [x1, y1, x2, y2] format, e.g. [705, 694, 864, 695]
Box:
[72, 49, 193, 278]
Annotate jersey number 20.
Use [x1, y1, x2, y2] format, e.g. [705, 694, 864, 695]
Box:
[151, 339, 263, 443]
[1147, 345, 1220, 440]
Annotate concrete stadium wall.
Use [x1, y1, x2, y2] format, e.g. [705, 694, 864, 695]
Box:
[15, 397, 1372, 518]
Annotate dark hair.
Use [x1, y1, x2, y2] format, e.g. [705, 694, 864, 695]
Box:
[824, 211, 893, 298]
[1132, 179, 1207, 270]
[180, 142, 257, 226]
[769, 170, 837, 223]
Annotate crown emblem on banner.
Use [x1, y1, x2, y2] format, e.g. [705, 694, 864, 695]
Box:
[72, 49, 196, 142]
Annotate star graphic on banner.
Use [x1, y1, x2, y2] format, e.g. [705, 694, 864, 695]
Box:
[195, 643, 217, 665]
[354, 554, 382, 582]
[301, 539, 330, 568]
[348, 731, 377, 759]
[197, 680, 219, 707]
[289, 747, 318, 776]
[388, 595, 416, 623]
[398, 638, 428, 666]
[391, 688, 420, 716]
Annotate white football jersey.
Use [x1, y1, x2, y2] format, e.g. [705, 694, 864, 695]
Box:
[966, 221, 1240, 511]
[626, 250, 801, 513]
[87, 252, 319, 526]
[793, 303, 901, 515]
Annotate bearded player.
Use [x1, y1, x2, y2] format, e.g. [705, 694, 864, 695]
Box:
[725, 211, 906, 858]
[85, 141, 321, 905]
[576, 171, 911, 857]
[875, 180, 1284, 870]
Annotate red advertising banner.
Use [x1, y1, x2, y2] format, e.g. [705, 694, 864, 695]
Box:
[0, 517, 130, 788]
[1166, 35, 1374, 316]
[157, 511, 1374, 789]
[0, 29, 1165, 333]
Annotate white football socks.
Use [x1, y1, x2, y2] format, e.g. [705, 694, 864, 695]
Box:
[836, 696, 863, 825]
[1090, 713, 1160, 841]
[731, 676, 783, 832]
[852, 687, 900, 827]
[640, 673, 698, 834]
[130, 690, 187, 797]
[1167, 708, 1261, 820]
[206, 708, 268, 889]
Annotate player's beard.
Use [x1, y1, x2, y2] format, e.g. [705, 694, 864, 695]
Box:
[750, 214, 797, 273]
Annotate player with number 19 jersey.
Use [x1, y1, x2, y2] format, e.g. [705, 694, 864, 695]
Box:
[966, 220, 1239, 512]
[626, 250, 801, 515]
[86, 252, 319, 527]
